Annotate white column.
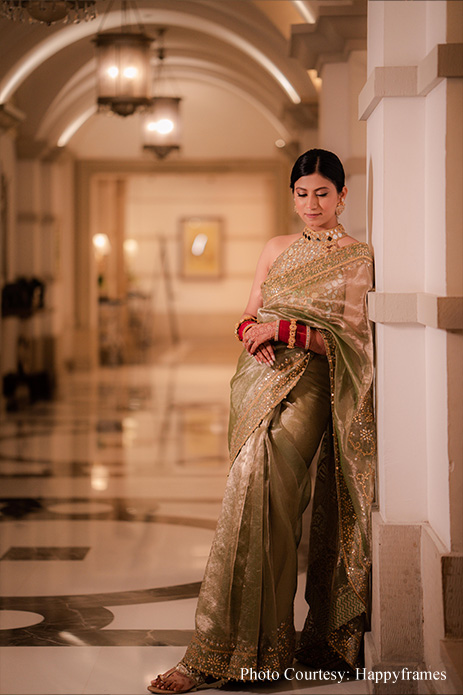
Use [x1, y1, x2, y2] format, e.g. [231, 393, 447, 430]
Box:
[361, 1, 463, 691]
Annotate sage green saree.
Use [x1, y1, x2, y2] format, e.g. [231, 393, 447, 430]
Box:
[183, 238, 375, 679]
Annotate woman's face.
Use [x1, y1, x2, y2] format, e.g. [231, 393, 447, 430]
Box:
[293, 172, 347, 231]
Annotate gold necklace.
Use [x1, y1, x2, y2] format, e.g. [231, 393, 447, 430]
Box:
[302, 223, 346, 243]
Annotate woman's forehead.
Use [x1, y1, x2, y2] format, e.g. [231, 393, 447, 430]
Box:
[294, 173, 335, 190]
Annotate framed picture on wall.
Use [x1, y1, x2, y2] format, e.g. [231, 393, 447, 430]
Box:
[179, 217, 223, 280]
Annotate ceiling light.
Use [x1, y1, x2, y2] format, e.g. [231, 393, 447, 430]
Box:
[143, 97, 181, 159]
[142, 28, 182, 159]
[94, 1, 152, 117]
[0, 1, 97, 25]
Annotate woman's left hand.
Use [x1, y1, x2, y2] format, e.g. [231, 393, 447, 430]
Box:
[243, 322, 276, 365]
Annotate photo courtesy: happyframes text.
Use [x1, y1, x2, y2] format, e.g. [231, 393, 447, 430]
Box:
[240, 667, 448, 685]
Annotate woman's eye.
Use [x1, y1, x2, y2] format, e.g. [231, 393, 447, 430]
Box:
[317, 193, 328, 197]
[296, 193, 307, 198]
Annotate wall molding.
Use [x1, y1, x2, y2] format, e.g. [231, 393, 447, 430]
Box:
[290, 0, 367, 73]
[418, 43, 463, 96]
[17, 212, 56, 225]
[0, 102, 24, 133]
[359, 66, 417, 120]
[359, 43, 463, 120]
[368, 292, 463, 330]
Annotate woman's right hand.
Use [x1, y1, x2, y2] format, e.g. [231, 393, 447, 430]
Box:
[243, 322, 276, 366]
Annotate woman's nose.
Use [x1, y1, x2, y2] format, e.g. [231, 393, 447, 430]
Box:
[308, 194, 318, 209]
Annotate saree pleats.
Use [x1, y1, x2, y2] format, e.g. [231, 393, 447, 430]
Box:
[183, 355, 331, 680]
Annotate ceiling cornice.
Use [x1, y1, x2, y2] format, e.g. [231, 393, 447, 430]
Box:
[290, 0, 367, 74]
[0, 102, 24, 132]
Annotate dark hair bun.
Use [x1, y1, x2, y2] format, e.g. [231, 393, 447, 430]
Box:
[290, 149, 345, 193]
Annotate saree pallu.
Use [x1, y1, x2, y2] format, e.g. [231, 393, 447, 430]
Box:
[183, 239, 376, 678]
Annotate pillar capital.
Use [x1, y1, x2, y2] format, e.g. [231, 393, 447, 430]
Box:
[0, 102, 24, 134]
[290, 0, 367, 74]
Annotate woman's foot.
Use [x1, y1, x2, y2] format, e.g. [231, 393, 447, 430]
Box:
[149, 666, 196, 693]
[148, 662, 225, 693]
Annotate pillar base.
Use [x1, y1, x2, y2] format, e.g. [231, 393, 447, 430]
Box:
[366, 512, 463, 694]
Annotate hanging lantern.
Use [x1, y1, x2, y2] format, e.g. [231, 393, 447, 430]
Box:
[0, 1, 97, 24]
[95, 31, 152, 117]
[141, 29, 182, 159]
[143, 97, 181, 159]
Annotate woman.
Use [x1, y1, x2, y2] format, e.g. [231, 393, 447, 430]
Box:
[149, 149, 376, 693]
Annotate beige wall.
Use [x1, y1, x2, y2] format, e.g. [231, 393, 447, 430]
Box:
[123, 171, 277, 317]
[319, 51, 368, 241]
[0, 130, 17, 379]
[71, 159, 290, 367]
[0, 131, 76, 382]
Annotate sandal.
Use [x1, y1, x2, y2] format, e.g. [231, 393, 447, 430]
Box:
[147, 662, 226, 693]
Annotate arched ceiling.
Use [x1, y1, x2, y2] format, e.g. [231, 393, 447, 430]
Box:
[0, 1, 365, 159]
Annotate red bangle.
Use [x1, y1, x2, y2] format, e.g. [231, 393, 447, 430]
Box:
[238, 320, 256, 341]
[278, 320, 309, 349]
[235, 315, 257, 341]
[295, 324, 307, 348]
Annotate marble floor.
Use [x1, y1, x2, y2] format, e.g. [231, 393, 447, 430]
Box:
[0, 340, 368, 695]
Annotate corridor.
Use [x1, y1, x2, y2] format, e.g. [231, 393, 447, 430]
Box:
[0, 339, 367, 695]
[1, 1, 462, 693]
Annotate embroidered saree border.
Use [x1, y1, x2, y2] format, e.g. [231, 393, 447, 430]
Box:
[324, 331, 370, 606]
[184, 618, 295, 680]
[229, 349, 311, 464]
[263, 241, 372, 304]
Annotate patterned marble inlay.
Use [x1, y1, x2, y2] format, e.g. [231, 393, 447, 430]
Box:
[47, 501, 115, 517]
[1, 547, 90, 561]
[0, 582, 201, 646]
[0, 497, 221, 525]
[0, 610, 44, 630]
[0, 359, 239, 655]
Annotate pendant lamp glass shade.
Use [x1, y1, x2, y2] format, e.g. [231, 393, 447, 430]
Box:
[95, 32, 152, 117]
[0, 1, 96, 24]
[143, 97, 181, 159]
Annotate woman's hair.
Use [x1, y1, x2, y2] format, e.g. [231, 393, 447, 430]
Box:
[290, 148, 345, 193]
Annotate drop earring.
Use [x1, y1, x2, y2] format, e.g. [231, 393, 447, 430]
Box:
[335, 198, 345, 217]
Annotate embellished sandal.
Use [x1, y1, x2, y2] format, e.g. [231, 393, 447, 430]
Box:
[147, 662, 226, 694]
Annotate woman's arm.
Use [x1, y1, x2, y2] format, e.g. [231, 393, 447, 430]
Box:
[237, 239, 281, 365]
[241, 238, 279, 318]
[237, 234, 356, 363]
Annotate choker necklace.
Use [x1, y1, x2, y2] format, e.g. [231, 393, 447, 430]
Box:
[302, 223, 346, 243]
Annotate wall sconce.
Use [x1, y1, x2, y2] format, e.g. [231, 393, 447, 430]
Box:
[93, 233, 111, 296]
[123, 238, 138, 259]
[123, 238, 138, 283]
[92, 233, 111, 259]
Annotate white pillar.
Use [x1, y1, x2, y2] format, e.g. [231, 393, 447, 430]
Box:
[360, 1, 463, 691]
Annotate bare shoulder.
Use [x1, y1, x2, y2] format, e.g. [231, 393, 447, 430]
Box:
[264, 233, 300, 264]
[265, 232, 300, 251]
[337, 234, 358, 248]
